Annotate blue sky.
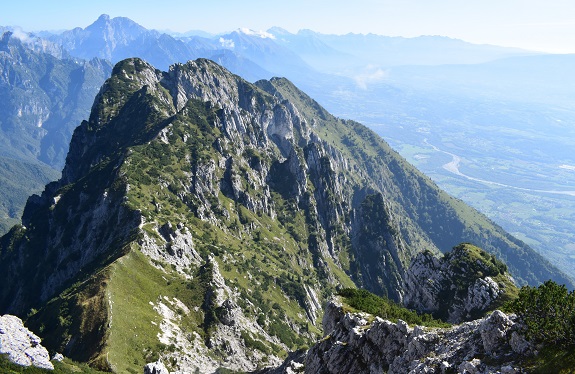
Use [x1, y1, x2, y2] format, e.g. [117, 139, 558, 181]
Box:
[2, 0, 575, 53]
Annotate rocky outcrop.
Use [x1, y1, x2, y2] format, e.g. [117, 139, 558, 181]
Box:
[403, 244, 517, 323]
[276, 300, 532, 374]
[148, 256, 283, 373]
[144, 360, 169, 374]
[0, 314, 53, 370]
[139, 221, 202, 274]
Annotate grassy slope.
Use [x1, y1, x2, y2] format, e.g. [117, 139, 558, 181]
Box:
[338, 288, 449, 328]
[0, 355, 108, 374]
[105, 248, 207, 373]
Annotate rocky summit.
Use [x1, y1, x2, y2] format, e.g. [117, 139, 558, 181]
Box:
[0, 58, 567, 373]
[404, 243, 517, 323]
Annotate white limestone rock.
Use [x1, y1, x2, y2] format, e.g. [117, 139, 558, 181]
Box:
[139, 221, 201, 274]
[403, 245, 511, 324]
[479, 310, 514, 355]
[144, 360, 169, 374]
[150, 255, 283, 374]
[290, 300, 532, 374]
[0, 314, 53, 370]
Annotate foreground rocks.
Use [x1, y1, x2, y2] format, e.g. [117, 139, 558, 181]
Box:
[266, 299, 533, 374]
[0, 314, 53, 370]
[144, 360, 169, 374]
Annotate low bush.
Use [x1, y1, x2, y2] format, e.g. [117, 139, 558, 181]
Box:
[505, 280, 575, 346]
[338, 288, 449, 328]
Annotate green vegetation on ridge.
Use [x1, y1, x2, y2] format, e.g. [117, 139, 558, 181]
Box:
[506, 280, 575, 347]
[436, 243, 518, 320]
[504, 280, 575, 373]
[0, 354, 107, 374]
[338, 288, 449, 328]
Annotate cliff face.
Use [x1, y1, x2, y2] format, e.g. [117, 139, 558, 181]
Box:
[0, 58, 563, 372]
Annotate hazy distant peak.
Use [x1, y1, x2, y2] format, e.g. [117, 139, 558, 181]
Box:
[297, 29, 320, 36]
[87, 14, 147, 33]
[96, 14, 110, 22]
[416, 34, 456, 40]
[164, 29, 214, 38]
[1, 27, 31, 43]
[267, 26, 293, 36]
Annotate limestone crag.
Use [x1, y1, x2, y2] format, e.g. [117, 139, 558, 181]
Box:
[144, 360, 169, 374]
[148, 256, 283, 373]
[139, 222, 202, 274]
[287, 300, 532, 374]
[0, 314, 53, 370]
[403, 244, 516, 323]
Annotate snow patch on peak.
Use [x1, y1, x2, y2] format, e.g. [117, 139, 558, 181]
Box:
[237, 27, 276, 39]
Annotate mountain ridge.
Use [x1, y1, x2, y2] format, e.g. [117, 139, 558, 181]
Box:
[0, 57, 571, 372]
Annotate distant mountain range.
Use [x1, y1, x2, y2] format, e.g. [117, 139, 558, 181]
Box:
[0, 30, 111, 232]
[42, 14, 537, 79]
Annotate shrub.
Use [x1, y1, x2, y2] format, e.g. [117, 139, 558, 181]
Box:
[506, 280, 575, 346]
[338, 288, 449, 328]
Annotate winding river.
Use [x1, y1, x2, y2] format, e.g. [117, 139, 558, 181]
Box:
[423, 139, 575, 197]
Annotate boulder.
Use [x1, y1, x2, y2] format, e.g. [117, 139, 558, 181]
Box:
[144, 360, 169, 374]
[0, 314, 53, 370]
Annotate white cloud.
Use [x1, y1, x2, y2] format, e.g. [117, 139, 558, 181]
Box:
[219, 37, 235, 49]
[354, 65, 389, 89]
[7, 27, 31, 43]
